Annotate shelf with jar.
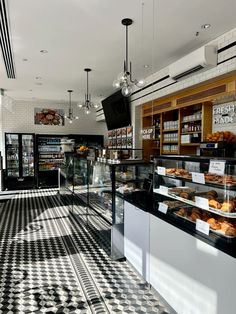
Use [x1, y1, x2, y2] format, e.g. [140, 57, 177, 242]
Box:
[153, 155, 236, 257]
[142, 101, 213, 159]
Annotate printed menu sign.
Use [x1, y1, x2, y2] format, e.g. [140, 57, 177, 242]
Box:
[157, 166, 166, 176]
[196, 219, 210, 235]
[208, 160, 226, 176]
[192, 172, 205, 184]
[195, 196, 209, 210]
[158, 202, 168, 214]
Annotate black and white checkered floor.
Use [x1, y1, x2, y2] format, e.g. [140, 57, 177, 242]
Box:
[0, 189, 175, 314]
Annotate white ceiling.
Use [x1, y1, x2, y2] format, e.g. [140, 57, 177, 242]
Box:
[0, 0, 236, 103]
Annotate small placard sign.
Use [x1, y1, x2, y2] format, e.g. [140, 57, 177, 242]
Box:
[208, 160, 226, 176]
[160, 185, 169, 194]
[195, 196, 209, 210]
[192, 172, 205, 184]
[196, 219, 210, 235]
[158, 202, 168, 214]
[157, 166, 166, 176]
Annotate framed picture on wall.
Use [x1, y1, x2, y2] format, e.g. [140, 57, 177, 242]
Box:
[34, 108, 65, 125]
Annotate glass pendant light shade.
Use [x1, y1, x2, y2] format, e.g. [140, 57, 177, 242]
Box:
[112, 18, 145, 97]
[78, 68, 97, 113]
[117, 72, 127, 82]
[113, 79, 121, 88]
[65, 90, 79, 123]
[122, 85, 132, 97]
[135, 78, 146, 88]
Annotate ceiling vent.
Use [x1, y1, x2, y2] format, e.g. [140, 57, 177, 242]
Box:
[169, 45, 217, 81]
[0, 0, 15, 78]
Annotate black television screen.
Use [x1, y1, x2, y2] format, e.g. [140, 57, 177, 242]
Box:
[102, 90, 131, 130]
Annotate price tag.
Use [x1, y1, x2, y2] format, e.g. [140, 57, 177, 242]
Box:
[192, 172, 205, 184]
[196, 219, 210, 235]
[195, 196, 209, 210]
[158, 202, 168, 214]
[208, 160, 226, 175]
[160, 185, 169, 194]
[157, 166, 166, 176]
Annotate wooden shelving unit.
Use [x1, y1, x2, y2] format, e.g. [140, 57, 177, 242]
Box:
[141, 74, 236, 160]
[142, 102, 212, 159]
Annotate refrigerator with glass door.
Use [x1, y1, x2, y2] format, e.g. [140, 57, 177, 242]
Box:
[5, 133, 35, 190]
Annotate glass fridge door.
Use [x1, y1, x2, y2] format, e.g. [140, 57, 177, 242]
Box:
[6, 133, 20, 177]
[22, 134, 34, 177]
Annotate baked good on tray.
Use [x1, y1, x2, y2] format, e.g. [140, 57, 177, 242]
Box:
[225, 226, 236, 236]
[207, 218, 221, 230]
[221, 201, 235, 212]
[208, 199, 221, 209]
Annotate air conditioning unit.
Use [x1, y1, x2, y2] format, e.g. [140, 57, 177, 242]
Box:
[169, 45, 217, 81]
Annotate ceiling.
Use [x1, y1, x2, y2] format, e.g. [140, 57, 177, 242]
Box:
[0, 0, 236, 103]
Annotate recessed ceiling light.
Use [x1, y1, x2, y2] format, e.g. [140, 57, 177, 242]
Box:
[40, 49, 48, 53]
[23, 58, 28, 61]
[35, 76, 42, 80]
[29, 89, 33, 91]
[143, 65, 150, 68]
[35, 82, 42, 86]
[201, 23, 211, 30]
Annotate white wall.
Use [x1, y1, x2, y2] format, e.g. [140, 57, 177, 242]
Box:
[1, 98, 107, 165]
[2, 99, 107, 135]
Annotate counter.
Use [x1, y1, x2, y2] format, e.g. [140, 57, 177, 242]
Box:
[124, 198, 236, 314]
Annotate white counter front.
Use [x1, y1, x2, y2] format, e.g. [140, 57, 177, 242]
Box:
[124, 201, 236, 314]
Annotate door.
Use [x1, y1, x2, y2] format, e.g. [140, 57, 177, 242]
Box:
[5, 133, 20, 177]
[21, 134, 35, 177]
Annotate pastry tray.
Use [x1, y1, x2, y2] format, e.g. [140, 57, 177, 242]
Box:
[157, 170, 236, 187]
[153, 187, 236, 218]
[173, 209, 236, 238]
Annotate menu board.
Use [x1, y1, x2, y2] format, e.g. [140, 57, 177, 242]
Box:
[108, 126, 133, 148]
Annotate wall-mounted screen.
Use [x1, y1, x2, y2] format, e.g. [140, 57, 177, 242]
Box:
[102, 90, 131, 130]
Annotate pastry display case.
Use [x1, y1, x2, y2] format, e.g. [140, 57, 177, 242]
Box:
[88, 160, 152, 259]
[153, 155, 236, 257]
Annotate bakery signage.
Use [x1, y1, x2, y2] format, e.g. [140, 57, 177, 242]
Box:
[196, 219, 210, 235]
[213, 102, 236, 125]
[34, 108, 65, 126]
[142, 127, 154, 139]
[158, 202, 168, 214]
[208, 160, 226, 176]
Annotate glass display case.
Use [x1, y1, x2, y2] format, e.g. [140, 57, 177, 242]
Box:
[61, 154, 152, 260]
[5, 133, 35, 189]
[153, 155, 236, 257]
[88, 160, 152, 259]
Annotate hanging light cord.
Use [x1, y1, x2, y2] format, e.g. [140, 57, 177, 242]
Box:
[125, 24, 128, 73]
[86, 70, 89, 100]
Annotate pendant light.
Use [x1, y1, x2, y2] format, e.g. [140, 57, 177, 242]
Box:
[64, 90, 79, 123]
[113, 18, 145, 97]
[78, 68, 98, 114]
